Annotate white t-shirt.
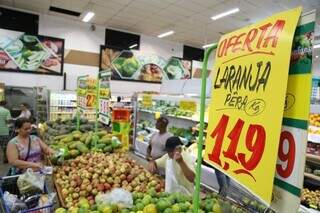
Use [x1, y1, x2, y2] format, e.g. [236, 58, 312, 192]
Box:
[18, 110, 31, 119]
[150, 132, 173, 159]
[156, 149, 195, 195]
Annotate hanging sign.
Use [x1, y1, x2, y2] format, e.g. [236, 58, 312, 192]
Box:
[77, 76, 88, 110]
[271, 11, 315, 212]
[179, 100, 197, 113]
[142, 94, 152, 108]
[98, 70, 112, 125]
[204, 7, 302, 204]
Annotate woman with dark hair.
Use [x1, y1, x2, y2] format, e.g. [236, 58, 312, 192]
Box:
[17, 103, 31, 119]
[6, 118, 54, 173]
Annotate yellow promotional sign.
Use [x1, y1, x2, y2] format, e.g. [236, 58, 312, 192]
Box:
[180, 100, 197, 112]
[142, 94, 152, 108]
[271, 12, 314, 212]
[204, 7, 302, 204]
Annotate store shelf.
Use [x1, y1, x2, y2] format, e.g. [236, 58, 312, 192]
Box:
[50, 105, 77, 107]
[310, 104, 320, 114]
[306, 154, 320, 165]
[139, 109, 206, 123]
[299, 205, 320, 213]
[304, 172, 320, 182]
[50, 112, 75, 114]
[192, 127, 207, 133]
[308, 134, 320, 144]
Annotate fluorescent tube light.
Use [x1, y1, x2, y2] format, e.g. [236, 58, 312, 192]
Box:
[157, 30, 174, 38]
[211, 8, 240, 20]
[202, 43, 215, 49]
[314, 44, 320, 49]
[129, 44, 138, 49]
[82, 11, 95, 22]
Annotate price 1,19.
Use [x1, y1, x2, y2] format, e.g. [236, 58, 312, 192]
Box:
[208, 114, 266, 181]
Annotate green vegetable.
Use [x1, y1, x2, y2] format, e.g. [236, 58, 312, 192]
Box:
[76, 143, 89, 153]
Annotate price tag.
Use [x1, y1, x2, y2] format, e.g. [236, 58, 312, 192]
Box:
[99, 99, 110, 115]
[180, 100, 197, 112]
[204, 8, 302, 204]
[142, 94, 152, 107]
[78, 96, 86, 109]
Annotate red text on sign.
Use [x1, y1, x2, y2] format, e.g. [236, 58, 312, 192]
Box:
[208, 114, 266, 181]
[276, 131, 295, 178]
[217, 20, 285, 58]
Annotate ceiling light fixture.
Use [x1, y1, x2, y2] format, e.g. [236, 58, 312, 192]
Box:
[314, 44, 320, 49]
[211, 8, 240, 20]
[202, 43, 215, 49]
[82, 11, 95, 22]
[157, 30, 174, 38]
[129, 44, 138, 49]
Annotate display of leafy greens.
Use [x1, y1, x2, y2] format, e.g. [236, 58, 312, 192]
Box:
[112, 51, 140, 78]
[139, 99, 195, 117]
[4, 35, 49, 71]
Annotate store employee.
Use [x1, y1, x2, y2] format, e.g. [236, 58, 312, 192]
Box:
[146, 117, 172, 160]
[148, 136, 195, 195]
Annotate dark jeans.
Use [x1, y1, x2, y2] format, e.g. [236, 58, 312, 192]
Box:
[215, 170, 230, 197]
[0, 135, 10, 162]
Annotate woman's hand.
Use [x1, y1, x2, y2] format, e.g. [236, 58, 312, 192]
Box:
[31, 162, 43, 171]
[47, 147, 55, 156]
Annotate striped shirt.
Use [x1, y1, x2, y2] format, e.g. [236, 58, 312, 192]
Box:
[0, 106, 11, 136]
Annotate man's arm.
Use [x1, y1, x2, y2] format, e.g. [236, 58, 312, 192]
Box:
[146, 144, 152, 160]
[148, 153, 167, 174]
[175, 152, 195, 183]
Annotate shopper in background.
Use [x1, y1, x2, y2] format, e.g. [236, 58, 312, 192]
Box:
[113, 96, 125, 108]
[146, 116, 172, 160]
[6, 118, 54, 175]
[215, 170, 231, 197]
[17, 103, 31, 119]
[148, 136, 195, 195]
[0, 100, 12, 163]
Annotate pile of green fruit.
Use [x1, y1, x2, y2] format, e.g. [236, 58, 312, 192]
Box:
[42, 117, 103, 140]
[139, 100, 195, 118]
[169, 127, 194, 142]
[49, 130, 122, 165]
[55, 190, 248, 213]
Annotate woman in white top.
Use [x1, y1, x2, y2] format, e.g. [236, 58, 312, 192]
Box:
[17, 103, 31, 119]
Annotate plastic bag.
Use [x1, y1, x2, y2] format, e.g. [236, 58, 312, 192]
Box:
[95, 188, 133, 208]
[17, 168, 45, 195]
[37, 193, 56, 213]
[3, 191, 28, 213]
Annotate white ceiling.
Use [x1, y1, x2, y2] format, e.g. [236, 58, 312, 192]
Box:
[1, 0, 320, 47]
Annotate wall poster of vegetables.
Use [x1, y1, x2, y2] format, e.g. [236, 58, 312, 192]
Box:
[99, 45, 191, 83]
[0, 29, 64, 75]
[290, 22, 314, 74]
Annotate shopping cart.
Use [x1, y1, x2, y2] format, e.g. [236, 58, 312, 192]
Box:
[0, 174, 53, 213]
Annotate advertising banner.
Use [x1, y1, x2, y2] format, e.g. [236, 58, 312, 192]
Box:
[0, 29, 64, 75]
[204, 8, 302, 204]
[271, 11, 315, 212]
[100, 46, 191, 83]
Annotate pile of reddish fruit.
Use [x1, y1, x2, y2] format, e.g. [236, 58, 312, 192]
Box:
[54, 152, 165, 208]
